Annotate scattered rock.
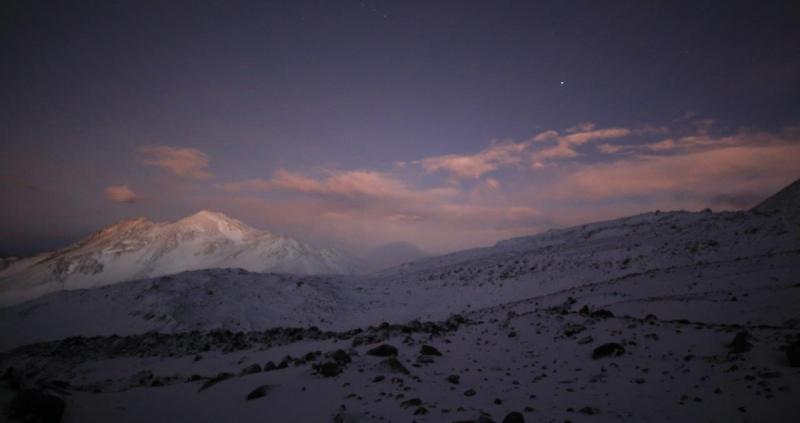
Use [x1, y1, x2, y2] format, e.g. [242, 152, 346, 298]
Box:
[447, 375, 460, 384]
[246, 384, 278, 400]
[264, 361, 277, 372]
[7, 389, 65, 423]
[577, 336, 594, 345]
[198, 373, 233, 392]
[414, 407, 428, 415]
[562, 324, 587, 337]
[590, 309, 614, 319]
[728, 332, 752, 353]
[420, 345, 443, 356]
[502, 411, 525, 423]
[464, 389, 477, 396]
[592, 343, 625, 359]
[241, 364, 262, 375]
[1, 367, 22, 391]
[314, 362, 342, 378]
[333, 413, 360, 423]
[367, 344, 398, 357]
[331, 349, 352, 364]
[786, 340, 800, 367]
[580, 406, 599, 415]
[400, 398, 422, 408]
[378, 358, 410, 375]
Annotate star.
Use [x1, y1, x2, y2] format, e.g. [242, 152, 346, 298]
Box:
[560, 81, 564, 85]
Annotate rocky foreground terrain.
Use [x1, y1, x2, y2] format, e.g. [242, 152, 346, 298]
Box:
[0, 179, 798, 422]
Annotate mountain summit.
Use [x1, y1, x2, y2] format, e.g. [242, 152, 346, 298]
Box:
[0, 211, 359, 306]
[751, 177, 800, 215]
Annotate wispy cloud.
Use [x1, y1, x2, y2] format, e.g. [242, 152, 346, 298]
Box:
[412, 123, 638, 179]
[414, 141, 529, 179]
[104, 185, 140, 203]
[216, 169, 459, 203]
[136, 145, 213, 180]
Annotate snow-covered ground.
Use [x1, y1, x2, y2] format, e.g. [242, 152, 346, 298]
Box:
[0, 179, 798, 422]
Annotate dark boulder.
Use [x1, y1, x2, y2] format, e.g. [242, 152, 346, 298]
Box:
[8, 389, 65, 423]
[331, 349, 352, 364]
[580, 406, 599, 415]
[502, 412, 525, 423]
[787, 340, 800, 367]
[592, 343, 625, 359]
[728, 331, 752, 353]
[561, 324, 586, 337]
[367, 344, 398, 357]
[314, 361, 342, 378]
[420, 345, 443, 356]
[198, 373, 234, 392]
[378, 358, 410, 375]
[1, 367, 22, 391]
[400, 398, 422, 408]
[590, 309, 614, 319]
[246, 384, 277, 400]
[241, 364, 262, 375]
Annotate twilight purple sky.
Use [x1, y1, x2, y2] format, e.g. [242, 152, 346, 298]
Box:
[1, 0, 799, 257]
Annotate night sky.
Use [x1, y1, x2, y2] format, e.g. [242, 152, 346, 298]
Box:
[1, 0, 799, 257]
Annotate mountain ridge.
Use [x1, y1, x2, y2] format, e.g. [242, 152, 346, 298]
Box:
[0, 211, 359, 306]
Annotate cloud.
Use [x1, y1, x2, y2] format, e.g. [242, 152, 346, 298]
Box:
[213, 179, 273, 192]
[532, 126, 634, 161]
[532, 130, 559, 142]
[600, 128, 786, 154]
[216, 169, 459, 204]
[136, 145, 213, 179]
[413, 124, 638, 180]
[556, 128, 632, 146]
[551, 143, 800, 204]
[104, 185, 140, 203]
[415, 141, 529, 179]
[205, 121, 799, 255]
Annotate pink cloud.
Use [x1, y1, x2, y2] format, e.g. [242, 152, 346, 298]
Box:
[557, 128, 633, 146]
[213, 179, 273, 192]
[532, 130, 559, 142]
[554, 144, 800, 202]
[104, 185, 140, 203]
[415, 141, 529, 179]
[217, 169, 459, 204]
[136, 145, 213, 180]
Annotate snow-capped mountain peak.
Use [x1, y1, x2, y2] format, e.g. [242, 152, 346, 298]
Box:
[0, 211, 359, 306]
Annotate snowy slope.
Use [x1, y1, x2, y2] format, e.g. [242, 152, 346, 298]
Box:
[751, 177, 800, 215]
[0, 211, 359, 306]
[2, 188, 798, 350]
[0, 180, 798, 422]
